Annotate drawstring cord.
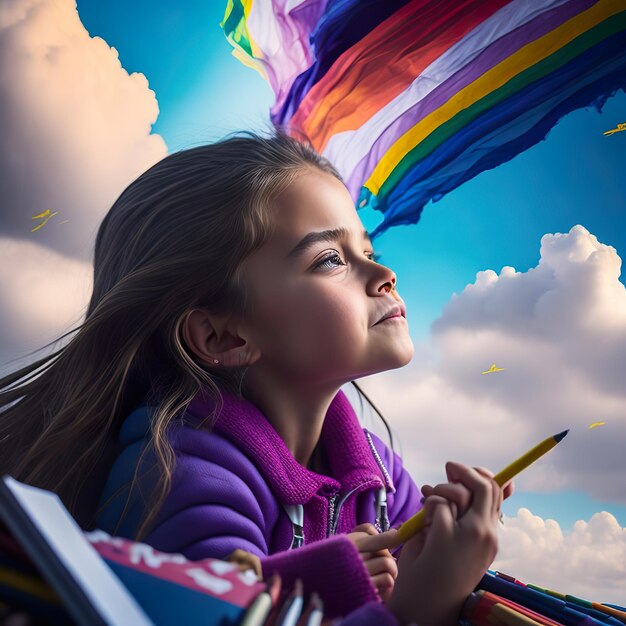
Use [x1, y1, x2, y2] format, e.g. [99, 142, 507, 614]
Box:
[282, 503, 305, 549]
[282, 485, 389, 549]
[375, 486, 390, 532]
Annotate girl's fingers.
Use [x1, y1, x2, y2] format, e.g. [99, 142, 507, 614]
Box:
[444, 461, 496, 520]
[225, 549, 262, 578]
[352, 523, 379, 536]
[364, 555, 399, 580]
[422, 482, 471, 520]
[360, 548, 394, 560]
[371, 572, 396, 594]
[422, 494, 454, 528]
[355, 528, 402, 552]
[502, 479, 515, 500]
[473, 466, 502, 520]
[422, 494, 455, 543]
[377, 584, 394, 603]
[472, 468, 514, 502]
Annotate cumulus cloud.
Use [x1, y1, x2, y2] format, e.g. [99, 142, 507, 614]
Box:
[493, 508, 626, 605]
[0, 0, 168, 261]
[0, 0, 169, 373]
[357, 225, 626, 504]
[0, 236, 93, 376]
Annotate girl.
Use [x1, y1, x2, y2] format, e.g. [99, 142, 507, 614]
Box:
[0, 129, 511, 625]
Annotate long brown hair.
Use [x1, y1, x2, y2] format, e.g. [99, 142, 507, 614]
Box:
[0, 127, 394, 541]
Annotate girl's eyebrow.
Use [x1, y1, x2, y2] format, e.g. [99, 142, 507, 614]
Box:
[285, 227, 373, 260]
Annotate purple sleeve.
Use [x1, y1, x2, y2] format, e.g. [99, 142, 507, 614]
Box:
[261, 535, 379, 619]
[387, 448, 423, 530]
[142, 427, 282, 560]
[336, 600, 401, 626]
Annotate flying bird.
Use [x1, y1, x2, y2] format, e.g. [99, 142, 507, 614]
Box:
[31, 209, 59, 232]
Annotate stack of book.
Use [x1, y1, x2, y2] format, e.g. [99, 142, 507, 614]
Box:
[0, 475, 304, 625]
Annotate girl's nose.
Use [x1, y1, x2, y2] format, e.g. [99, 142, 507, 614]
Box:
[380, 275, 397, 294]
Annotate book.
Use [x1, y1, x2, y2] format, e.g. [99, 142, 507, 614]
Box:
[86, 529, 265, 625]
[0, 475, 265, 625]
[0, 475, 153, 625]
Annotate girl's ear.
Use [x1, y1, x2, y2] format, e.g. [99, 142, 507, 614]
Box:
[181, 308, 262, 368]
[215, 345, 262, 368]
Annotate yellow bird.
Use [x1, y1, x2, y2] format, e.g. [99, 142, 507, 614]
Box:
[604, 122, 626, 136]
[482, 363, 505, 374]
[588, 421, 606, 429]
[31, 209, 59, 232]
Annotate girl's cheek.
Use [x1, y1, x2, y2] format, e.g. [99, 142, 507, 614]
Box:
[266, 302, 290, 324]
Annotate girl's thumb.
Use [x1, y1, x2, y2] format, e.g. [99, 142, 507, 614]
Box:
[357, 528, 402, 552]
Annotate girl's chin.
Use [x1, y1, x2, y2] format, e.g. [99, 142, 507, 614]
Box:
[355, 350, 415, 379]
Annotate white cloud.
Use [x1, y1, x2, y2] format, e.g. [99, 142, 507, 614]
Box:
[0, 0, 169, 373]
[493, 508, 626, 605]
[0, 0, 168, 261]
[0, 236, 92, 376]
[358, 225, 626, 504]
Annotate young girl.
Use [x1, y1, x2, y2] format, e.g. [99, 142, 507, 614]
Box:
[0, 129, 512, 625]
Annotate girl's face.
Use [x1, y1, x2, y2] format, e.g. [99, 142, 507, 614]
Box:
[239, 168, 413, 388]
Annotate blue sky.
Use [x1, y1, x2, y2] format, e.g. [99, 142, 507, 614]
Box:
[76, 0, 626, 530]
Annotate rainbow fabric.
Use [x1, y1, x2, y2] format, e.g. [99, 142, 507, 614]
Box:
[221, 0, 626, 240]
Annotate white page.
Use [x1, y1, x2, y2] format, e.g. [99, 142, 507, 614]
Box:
[3, 475, 154, 626]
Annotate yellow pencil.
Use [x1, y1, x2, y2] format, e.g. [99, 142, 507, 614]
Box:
[396, 429, 569, 543]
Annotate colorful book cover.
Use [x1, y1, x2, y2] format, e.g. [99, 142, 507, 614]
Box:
[0, 475, 153, 625]
[86, 529, 264, 625]
[0, 475, 266, 625]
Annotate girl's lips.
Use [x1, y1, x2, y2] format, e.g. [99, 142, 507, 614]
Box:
[375, 303, 405, 324]
[375, 313, 405, 324]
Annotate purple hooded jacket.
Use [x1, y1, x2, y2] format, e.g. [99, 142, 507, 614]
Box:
[97, 384, 423, 620]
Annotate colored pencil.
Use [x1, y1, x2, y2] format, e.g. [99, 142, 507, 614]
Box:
[295, 591, 324, 626]
[491, 601, 544, 625]
[240, 573, 281, 626]
[397, 430, 569, 542]
[274, 578, 304, 626]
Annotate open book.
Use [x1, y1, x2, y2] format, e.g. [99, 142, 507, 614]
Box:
[0, 475, 264, 625]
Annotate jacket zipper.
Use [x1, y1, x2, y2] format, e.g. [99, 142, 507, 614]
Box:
[323, 431, 393, 538]
[364, 430, 394, 489]
[326, 492, 338, 538]
[326, 480, 380, 537]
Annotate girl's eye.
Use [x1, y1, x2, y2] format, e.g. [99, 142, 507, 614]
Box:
[313, 250, 382, 270]
[314, 253, 345, 271]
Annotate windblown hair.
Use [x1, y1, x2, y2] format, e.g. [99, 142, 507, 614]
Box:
[0, 127, 394, 541]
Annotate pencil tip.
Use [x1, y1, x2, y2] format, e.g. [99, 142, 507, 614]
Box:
[554, 429, 569, 442]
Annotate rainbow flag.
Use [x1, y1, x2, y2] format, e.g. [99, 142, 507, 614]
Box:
[221, 0, 626, 240]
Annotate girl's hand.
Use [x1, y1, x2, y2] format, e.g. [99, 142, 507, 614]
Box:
[386, 461, 503, 626]
[345, 523, 398, 602]
[225, 548, 262, 580]
[420, 463, 514, 519]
